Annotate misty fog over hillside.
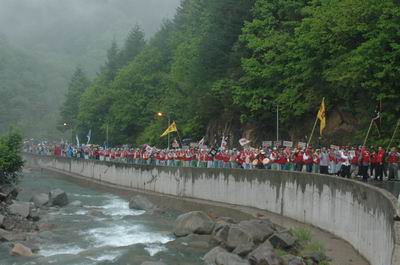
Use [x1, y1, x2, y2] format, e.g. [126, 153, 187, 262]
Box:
[0, 0, 180, 137]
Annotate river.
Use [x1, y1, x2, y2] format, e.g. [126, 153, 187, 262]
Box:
[0, 168, 204, 265]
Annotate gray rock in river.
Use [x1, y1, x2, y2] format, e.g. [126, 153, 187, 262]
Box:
[0, 214, 4, 226]
[248, 241, 282, 265]
[173, 211, 215, 237]
[49, 189, 69, 207]
[204, 246, 249, 265]
[30, 193, 49, 208]
[129, 195, 155, 211]
[140, 262, 167, 265]
[10, 243, 33, 257]
[0, 228, 26, 241]
[0, 184, 18, 202]
[8, 201, 34, 218]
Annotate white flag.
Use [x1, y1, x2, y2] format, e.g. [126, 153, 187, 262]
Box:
[86, 129, 92, 145]
[198, 137, 205, 147]
[220, 136, 228, 151]
[239, 138, 251, 146]
[75, 135, 80, 147]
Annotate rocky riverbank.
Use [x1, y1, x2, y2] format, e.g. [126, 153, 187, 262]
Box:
[0, 183, 76, 257]
[128, 195, 331, 265]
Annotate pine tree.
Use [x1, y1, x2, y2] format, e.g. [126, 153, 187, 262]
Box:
[119, 24, 146, 66]
[60, 66, 90, 129]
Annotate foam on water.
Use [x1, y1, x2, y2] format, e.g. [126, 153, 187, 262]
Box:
[83, 224, 173, 248]
[87, 251, 121, 262]
[39, 245, 85, 257]
[89, 195, 145, 217]
[145, 243, 168, 256]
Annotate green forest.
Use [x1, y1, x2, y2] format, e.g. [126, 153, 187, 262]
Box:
[61, 0, 399, 147]
[3, 0, 400, 147]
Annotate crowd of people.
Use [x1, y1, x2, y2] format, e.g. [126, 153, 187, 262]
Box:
[25, 140, 399, 182]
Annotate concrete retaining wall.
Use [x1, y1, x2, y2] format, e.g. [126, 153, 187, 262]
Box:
[24, 154, 400, 265]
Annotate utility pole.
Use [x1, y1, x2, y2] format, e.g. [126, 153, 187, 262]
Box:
[106, 123, 109, 148]
[276, 104, 279, 142]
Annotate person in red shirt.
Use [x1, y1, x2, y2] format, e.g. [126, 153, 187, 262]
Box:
[388, 147, 399, 180]
[293, 147, 304, 172]
[375, 147, 385, 181]
[361, 147, 370, 182]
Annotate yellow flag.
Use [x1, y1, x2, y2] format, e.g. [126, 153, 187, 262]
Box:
[161, 121, 177, 137]
[317, 98, 326, 135]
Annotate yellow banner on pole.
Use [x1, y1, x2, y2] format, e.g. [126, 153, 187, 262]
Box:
[317, 98, 326, 136]
[161, 121, 177, 137]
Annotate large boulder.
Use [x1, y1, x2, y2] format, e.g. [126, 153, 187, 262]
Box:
[129, 195, 155, 211]
[204, 246, 249, 265]
[167, 234, 218, 251]
[248, 241, 282, 265]
[9, 201, 34, 218]
[10, 243, 33, 257]
[173, 211, 215, 237]
[233, 242, 256, 257]
[268, 232, 296, 249]
[0, 185, 18, 202]
[226, 219, 275, 249]
[30, 193, 49, 208]
[49, 189, 69, 207]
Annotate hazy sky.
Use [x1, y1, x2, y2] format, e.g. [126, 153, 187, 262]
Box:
[0, 0, 181, 51]
[0, 0, 182, 74]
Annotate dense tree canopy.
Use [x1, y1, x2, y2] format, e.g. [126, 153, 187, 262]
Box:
[0, 130, 23, 185]
[64, 0, 399, 147]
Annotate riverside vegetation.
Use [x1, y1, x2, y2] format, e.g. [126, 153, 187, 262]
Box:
[59, 0, 400, 147]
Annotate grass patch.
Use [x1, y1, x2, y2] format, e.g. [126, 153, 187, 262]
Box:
[291, 227, 312, 243]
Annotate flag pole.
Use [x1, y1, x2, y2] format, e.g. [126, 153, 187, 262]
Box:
[387, 119, 400, 150]
[307, 116, 319, 148]
[307, 97, 325, 148]
[363, 119, 374, 146]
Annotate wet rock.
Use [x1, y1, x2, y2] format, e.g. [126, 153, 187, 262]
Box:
[173, 211, 215, 237]
[213, 223, 231, 244]
[0, 228, 16, 241]
[69, 200, 83, 207]
[18, 240, 40, 253]
[129, 195, 155, 211]
[282, 254, 305, 265]
[30, 208, 40, 221]
[248, 241, 282, 265]
[0, 214, 4, 225]
[49, 189, 69, 207]
[168, 234, 218, 251]
[2, 215, 36, 232]
[141, 262, 167, 265]
[269, 231, 296, 249]
[204, 246, 249, 265]
[9, 201, 34, 218]
[226, 219, 275, 249]
[233, 241, 256, 257]
[0, 185, 18, 202]
[10, 243, 33, 257]
[30, 193, 49, 208]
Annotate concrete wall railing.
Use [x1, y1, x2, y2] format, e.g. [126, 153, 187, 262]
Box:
[24, 154, 400, 265]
